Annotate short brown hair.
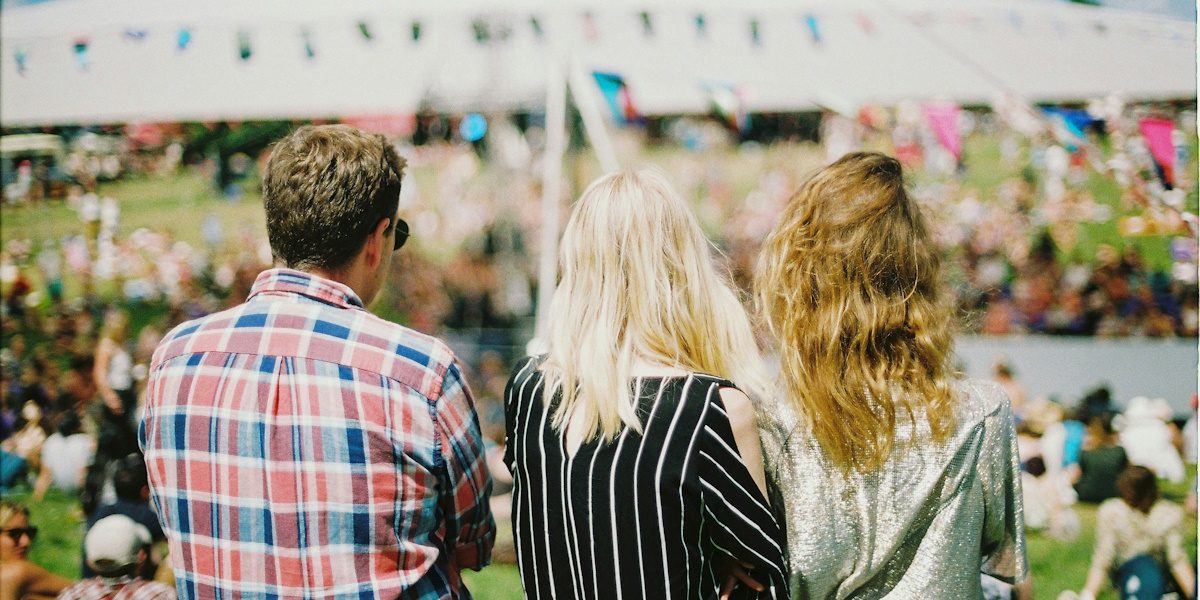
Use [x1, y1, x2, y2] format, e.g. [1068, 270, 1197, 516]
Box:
[262, 125, 407, 270]
[1117, 465, 1158, 513]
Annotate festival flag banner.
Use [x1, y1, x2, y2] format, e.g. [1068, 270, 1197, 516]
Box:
[1043, 107, 1093, 151]
[704, 82, 748, 134]
[358, 22, 374, 42]
[804, 13, 822, 45]
[14, 46, 27, 76]
[592, 71, 640, 125]
[922, 102, 961, 159]
[301, 29, 316, 59]
[855, 12, 875, 35]
[1140, 117, 1176, 188]
[237, 31, 252, 61]
[176, 28, 192, 51]
[72, 38, 90, 72]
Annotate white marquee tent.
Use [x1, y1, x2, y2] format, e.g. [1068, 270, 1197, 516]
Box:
[1, 0, 1195, 126]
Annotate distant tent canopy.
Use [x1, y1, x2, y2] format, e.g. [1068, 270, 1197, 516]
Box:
[0, 0, 1194, 126]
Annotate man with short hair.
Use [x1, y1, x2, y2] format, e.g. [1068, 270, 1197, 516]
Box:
[141, 125, 494, 598]
[58, 514, 175, 600]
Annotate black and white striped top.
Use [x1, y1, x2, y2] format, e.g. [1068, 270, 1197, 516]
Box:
[503, 357, 789, 600]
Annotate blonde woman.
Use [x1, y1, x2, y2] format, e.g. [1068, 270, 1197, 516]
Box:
[755, 152, 1028, 598]
[504, 168, 788, 599]
[94, 309, 138, 462]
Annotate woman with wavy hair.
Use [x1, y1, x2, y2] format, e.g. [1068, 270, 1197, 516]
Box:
[755, 152, 1028, 598]
[504, 168, 788, 599]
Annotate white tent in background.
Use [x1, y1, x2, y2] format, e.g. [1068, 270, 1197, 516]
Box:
[1, 0, 1195, 126]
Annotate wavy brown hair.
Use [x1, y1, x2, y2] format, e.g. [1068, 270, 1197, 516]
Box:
[754, 152, 957, 472]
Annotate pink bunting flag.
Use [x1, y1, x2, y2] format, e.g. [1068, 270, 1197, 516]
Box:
[922, 102, 962, 160]
[1139, 117, 1176, 187]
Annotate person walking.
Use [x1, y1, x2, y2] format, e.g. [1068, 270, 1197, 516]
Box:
[140, 125, 495, 598]
[755, 152, 1028, 599]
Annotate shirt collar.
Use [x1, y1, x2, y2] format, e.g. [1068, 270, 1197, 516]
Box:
[247, 268, 366, 310]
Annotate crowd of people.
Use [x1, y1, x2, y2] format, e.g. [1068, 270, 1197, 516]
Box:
[0, 103, 1195, 599]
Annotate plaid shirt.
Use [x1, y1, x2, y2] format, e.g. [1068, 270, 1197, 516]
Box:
[140, 269, 494, 599]
[57, 577, 177, 600]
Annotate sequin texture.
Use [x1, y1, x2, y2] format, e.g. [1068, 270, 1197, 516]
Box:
[759, 379, 1028, 599]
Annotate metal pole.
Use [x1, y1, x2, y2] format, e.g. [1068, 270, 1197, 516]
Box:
[531, 57, 568, 353]
[567, 55, 620, 174]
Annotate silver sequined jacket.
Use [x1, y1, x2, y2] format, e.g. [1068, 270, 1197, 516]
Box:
[759, 379, 1028, 599]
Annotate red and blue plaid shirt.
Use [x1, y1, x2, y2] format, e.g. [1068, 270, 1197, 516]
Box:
[141, 269, 494, 599]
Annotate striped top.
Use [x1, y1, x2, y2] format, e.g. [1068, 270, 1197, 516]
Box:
[141, 269, 494, 599]
[503, 357, 789, 600]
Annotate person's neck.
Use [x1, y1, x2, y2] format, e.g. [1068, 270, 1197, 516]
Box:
[300, 265, 366, 300]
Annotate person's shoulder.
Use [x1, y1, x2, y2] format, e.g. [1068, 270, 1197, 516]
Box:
[1097, 497, 1128, 518]
[150, 304, 250, 366]
[1150, 500, 1185, 524]
[127, 578, 176, 598]
[954, 378, 1012, 423]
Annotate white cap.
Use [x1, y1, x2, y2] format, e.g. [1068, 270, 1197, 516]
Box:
[84, 515, 151, 576]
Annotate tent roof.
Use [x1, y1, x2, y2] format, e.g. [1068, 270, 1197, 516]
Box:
[1, 0, 1194, 125]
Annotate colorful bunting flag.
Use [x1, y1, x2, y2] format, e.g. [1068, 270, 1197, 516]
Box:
[804, 14, 822, 45]
[72, 38, 90, 72]
[922, 102, 962, 160]
[1140, 117, 1177, 188]
[358, 22, 374, 42]
[695, 14, 708, 38]
[14, 47, 27, 76]
[301, 29, 316, 59]
[176, 28, 192, 51]
[237, 31, 252, 61]
[855, 13, 875, 35]
[592, 71, 640, 125]
[1043, 108, 1093, 151]
[704, 82, 749, 134]
[749, 19, 762, 46]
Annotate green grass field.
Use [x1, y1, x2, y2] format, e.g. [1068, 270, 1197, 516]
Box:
[8, 471, 1195, 600]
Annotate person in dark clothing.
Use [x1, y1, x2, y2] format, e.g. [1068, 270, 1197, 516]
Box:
[81, 454, 163, 579]
[1072, 413, 1128, 503]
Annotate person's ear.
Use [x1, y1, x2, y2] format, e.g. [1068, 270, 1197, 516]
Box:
[364, 217, 390, 269]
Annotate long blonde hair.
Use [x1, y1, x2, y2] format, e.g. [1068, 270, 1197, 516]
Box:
[542, 168, 766, 442]
[755, 152, 957, 472]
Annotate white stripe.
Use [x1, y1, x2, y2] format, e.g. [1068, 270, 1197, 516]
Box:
[585, 425, 604, 600]
[630, 378, 670, 599]
[676, 381, 715, 600]
[533, 377, 557, 593]
[606, 377, 639, 600]
[654, 375, 696, 596]
[699, 478, 782, 559]
[509, 362, 538, 597]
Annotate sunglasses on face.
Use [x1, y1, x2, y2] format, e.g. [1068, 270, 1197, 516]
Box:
[378, 136, 410, 253]
[391, 218, 410, 252]
[2, 527, 38, 543]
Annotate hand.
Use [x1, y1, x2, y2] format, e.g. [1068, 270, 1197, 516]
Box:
[103, 391, 124, 415]
[718, 557, 765, 600]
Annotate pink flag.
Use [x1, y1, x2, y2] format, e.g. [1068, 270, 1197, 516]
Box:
[923, 102, 962, 160]
[1139, 118, 1176, 187]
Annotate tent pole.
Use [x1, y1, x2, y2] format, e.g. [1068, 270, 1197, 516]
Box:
[567, 55, 619, 173]
[531, 57, 568, 354]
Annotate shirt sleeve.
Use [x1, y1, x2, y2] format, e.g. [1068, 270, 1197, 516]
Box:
[979, 390, 1030, 582]
[1090, 500, 1120, 573]
[435, 360, 496, 570]
[1161, 504, 1189, 568]
[697, 383, 789, 600]
[502, 356, 536, 474]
